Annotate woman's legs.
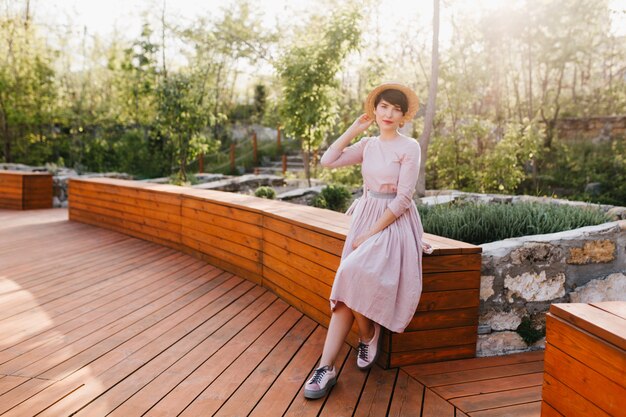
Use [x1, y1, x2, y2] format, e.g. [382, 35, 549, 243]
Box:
[319, 302, 354, 368]
[353, 310, 375, 342]
[306, 302, 380, 399]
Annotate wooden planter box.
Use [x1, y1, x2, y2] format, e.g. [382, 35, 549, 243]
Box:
[0, 170, 53, 210]
[68, 177, 482, 368]
[541, 302, 626, 416]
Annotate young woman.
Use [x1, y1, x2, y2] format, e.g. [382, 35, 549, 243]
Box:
[303, 82, 431, 400]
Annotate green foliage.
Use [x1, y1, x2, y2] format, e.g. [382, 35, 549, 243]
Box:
[418, 201, 612, 245]
[254, 186, 276, 199]
[516, 316, 545, 345]
[0, 13, 57, 163]
[2, 0, 626, 205]
[313, 184, 352, 212]
[523, 137, 626, 206]
[277, 5, 361, 183]
[253, 84, 266, 122]
[169, 172, 200, 186]
[427, 120, 543, 194]
[479, 123, 543, 193]
[317, 165, 363, 188]
[156, 73, 211, 181]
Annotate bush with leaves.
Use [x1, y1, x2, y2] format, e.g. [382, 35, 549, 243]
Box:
[254, 186, 276, 199]
[313, 184, 352, 212]
[317, 165, 363, 188]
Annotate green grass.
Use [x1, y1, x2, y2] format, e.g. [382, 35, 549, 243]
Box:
[417, 201, 613, 245]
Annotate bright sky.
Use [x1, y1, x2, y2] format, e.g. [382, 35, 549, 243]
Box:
[28, 0, 626, 78]
[34, 0, 626, 38]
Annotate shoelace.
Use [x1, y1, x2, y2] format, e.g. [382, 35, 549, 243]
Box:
[357, 342, 369, 361]
[309, 367, 328, 384]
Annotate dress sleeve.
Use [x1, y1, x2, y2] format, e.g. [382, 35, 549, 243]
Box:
[320, 137, 370, 168]
[388, 141, 421, 217]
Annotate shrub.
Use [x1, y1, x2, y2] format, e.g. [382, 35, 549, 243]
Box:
[317, 165, 363, 188]
[254, 186, 276, 199]
[418, 200, 612, 245]
[313, 184, 352, 212]
[516, 316, 545, 345]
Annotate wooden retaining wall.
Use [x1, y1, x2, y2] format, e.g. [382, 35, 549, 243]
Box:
[68, 177, 482, 368]
[541, 302, 625, 416]
[0, 170, 53, 210]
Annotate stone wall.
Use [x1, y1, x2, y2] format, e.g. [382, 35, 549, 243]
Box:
[478, 220, 626, 356]
[556, 116, 626, 142]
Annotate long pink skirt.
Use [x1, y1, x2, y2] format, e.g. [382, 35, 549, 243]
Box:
[329, 193, 424, 333]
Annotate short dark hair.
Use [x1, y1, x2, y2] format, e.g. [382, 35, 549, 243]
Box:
[374, 89, 408, 114]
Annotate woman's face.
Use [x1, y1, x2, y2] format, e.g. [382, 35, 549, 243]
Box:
[374, 99, 404, 130]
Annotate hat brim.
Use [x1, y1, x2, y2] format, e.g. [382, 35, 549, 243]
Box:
[364, 83, 419, 122]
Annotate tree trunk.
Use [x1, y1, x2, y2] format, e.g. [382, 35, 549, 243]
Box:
[416, 0, 440, 197]
[304, 130, 312, 188]
[161, 0, 167, 78]
[0, 104, 10, 163]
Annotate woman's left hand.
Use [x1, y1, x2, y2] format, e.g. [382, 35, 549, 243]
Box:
[352, 233, 370, 249]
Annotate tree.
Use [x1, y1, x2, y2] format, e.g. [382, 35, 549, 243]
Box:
[416, 0, 440, 197]
[156, 73, 211, 183]
[0, 4, 56, 163]
[277, 6, 361, 186]
[180, 0, 275, 143]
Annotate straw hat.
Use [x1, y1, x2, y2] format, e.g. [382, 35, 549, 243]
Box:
[364, 82, 419, 122]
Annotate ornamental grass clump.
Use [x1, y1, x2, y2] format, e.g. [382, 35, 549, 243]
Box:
[418, 201, 612, 245]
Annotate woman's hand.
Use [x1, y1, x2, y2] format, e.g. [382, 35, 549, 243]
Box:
[348, 114, 373, 136]
[352, 233, 371, 249]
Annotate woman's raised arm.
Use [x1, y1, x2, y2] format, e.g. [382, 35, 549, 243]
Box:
[320, 114, 373, 168]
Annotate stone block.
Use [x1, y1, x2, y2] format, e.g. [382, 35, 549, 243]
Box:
[567, 240, 616, 264]
[504, 271, 566, 302]
[570, 272, 626, 303]
[510, 243, 560, 265]
[477, 331, 527, 356]
[480, 275, 495, 301]
[480, 309, 524, 331]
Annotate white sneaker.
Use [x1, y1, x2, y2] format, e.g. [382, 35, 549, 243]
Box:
[303, 365, 337, 399]
[357, 322, 381, 370]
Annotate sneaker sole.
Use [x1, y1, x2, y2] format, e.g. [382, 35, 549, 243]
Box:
[303, 377, 337, 399]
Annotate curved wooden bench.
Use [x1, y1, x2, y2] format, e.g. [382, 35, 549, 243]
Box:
[541, 302, 626, 416]
[68, 177, 482, 368]
[0, 170, 53, 210]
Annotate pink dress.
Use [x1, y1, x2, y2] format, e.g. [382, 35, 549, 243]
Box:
[320, 135, 424, 333]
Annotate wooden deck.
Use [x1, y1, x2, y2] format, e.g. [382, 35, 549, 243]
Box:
[0, 209, 542, 416]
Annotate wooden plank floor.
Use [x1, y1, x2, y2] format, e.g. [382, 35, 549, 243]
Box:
[0, 209, 543, 417]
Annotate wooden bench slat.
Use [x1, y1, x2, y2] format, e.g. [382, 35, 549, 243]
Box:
[546, 314, 625, 386]
[416, 289, 480, 311]
[591, 301, 626, 320]
[542, 372, 611, 417]
[263, 241, 336, 287]
[182, 196, 262, 225]
[406, 307, 479, 331]
[181, 206, 262, 238]
[544, 343, 624, 416]
[391, 326, 477, 352]
[550, 303, 626, 350]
